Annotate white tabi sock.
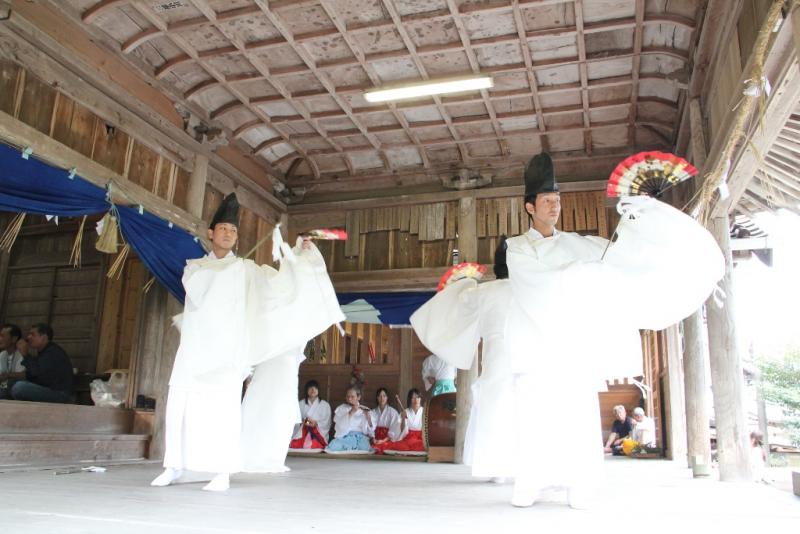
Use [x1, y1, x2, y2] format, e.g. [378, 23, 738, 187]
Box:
[202, 473, 230, 492]
[150, 468, 182, 487]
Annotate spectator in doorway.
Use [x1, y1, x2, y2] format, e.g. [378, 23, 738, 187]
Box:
[11, 323, 74, 403]
[603, 405, 633, 455]
[0, 324, 25, 399]
[631, 407, 656, 448]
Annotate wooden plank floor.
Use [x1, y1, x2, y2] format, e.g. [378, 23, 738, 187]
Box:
[0, 457, 797, 533]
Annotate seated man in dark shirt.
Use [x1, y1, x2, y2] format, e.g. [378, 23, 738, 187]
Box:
[11, 323, 74, 404]
[603, 404, 633, 455]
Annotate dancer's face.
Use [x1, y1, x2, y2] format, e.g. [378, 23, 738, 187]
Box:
[207, 222, 238, 252]
[525, 192, 561, 230]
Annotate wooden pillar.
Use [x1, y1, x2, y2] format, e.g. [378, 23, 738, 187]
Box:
[682, 96, 712, 474]
[682, 311, 712, 474]
[399, 328, 413, 400]
[186, 154, 208, 219]
[707, 215, 751, 481]
[663, 325, 687, 462]
[454, 196, 477, 463]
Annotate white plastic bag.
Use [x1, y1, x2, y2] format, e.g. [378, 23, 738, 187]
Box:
[90, 370, 128, 408]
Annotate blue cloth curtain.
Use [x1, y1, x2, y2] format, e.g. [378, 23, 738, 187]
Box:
[0, 142, 205, 302]
[337, 292, 434, 326]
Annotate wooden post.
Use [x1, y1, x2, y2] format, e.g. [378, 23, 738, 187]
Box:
[399, 328, 413, 400]
[663, 325, 687, 462]
[706, 215, 751, 481]
[186, 154, 208, 219]
[454, 196, 477, 464]
[682, 311, 712, 475]
[149, 292, 182, 461]
[683, 96, 712, 474]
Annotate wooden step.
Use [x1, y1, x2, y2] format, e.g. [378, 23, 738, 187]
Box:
[0, 433, 149, 468]
[0, 400, 134, 434]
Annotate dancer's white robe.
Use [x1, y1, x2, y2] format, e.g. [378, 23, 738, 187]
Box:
[290, 398, 333, 443]
[164, 238, 344, 475]
[412, 197, 724, 494]
[411, 279, 514, 478]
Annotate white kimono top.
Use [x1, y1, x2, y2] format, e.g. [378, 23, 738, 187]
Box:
[333, 404, 372, 438]
[632, 415, 656, 447]
[292, 398, 332, 441]
[399, 407, 424, 439]
[369, 405, 401, 440]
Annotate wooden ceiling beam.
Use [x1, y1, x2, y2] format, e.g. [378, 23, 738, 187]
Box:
[511, 0, 548, 151]
[381, 0, 469, 163]
[317, 0, 427, 169]
[574, 0, 592, 154]
[127, 1, 319, 178]
[249, 0, 386, 173]
[446, 0, 508, 157]
[628, 0, 645, 148]
[81, 0, 127, 23]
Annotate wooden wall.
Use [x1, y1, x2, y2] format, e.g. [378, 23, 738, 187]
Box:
[293, 191, 608, 273]
[0, 216, 105, 373]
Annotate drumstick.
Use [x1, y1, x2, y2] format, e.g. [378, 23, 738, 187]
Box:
[395, 394, 406, 411]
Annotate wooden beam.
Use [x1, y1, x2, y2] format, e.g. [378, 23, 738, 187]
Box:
[0, 7, 286, 210]
[0, 108, 209, 244]
[289, 181, 607, 214]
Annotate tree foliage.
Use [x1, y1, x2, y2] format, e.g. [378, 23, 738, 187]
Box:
[757, 348, 800, 446]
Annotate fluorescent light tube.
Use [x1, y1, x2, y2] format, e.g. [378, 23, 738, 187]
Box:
[364, 76, 494, 103]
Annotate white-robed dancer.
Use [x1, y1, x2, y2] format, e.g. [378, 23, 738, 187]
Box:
[289, 379, 332, 450]
[410, 238, 514, 480]
[152, 193, 343, 490]
[412, 153, 724, 508]
[240, 234, 343, 473]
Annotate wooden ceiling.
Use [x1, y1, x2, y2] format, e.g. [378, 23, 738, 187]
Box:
[72, 0, 704, 195]
[737, 105, 800, 217]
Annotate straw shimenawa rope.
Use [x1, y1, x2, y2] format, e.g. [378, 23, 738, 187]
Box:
[692, 0, 790, 224]
[69, 215, 88, 268]
[0, 213, 26, 253]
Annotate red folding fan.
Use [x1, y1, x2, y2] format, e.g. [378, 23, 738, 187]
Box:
[607, 151, 697, 198]
[300, 228, 348, 240]
[437, 262, 487, 292]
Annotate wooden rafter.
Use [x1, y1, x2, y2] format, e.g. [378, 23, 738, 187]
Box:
[317, 0, 431, 168]
[125, 0, 317, 177]
[380, 0, 469, 163]
[628, 0, 645, 147]
[510, 0, 548, 152]
[574, 0, 592, 154]
[446, 0, 508, 157]
[187, 0, 351, 176]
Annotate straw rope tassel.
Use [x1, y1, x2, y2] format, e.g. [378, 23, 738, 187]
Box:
[69, 215, 88, 268]
[107, 243, 131, 280]
[0, 213, 26, 253]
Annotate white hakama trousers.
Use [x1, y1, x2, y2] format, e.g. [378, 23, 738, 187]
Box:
[163, 381, 243, 475]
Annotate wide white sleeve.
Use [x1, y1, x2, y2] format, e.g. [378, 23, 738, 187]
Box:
[410, 278, 481, 370]
[245, 240, 345, 366]
[332, 404, 350, 438]
[316, 400, 333, 440]
[387, 407, 403, 441]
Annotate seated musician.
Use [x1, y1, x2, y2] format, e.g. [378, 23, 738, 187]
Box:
[384, 388, 425, 453]
[326, 386, 374, 453]
[370, 387, 401, 454]
[289, 380, 331, 450]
